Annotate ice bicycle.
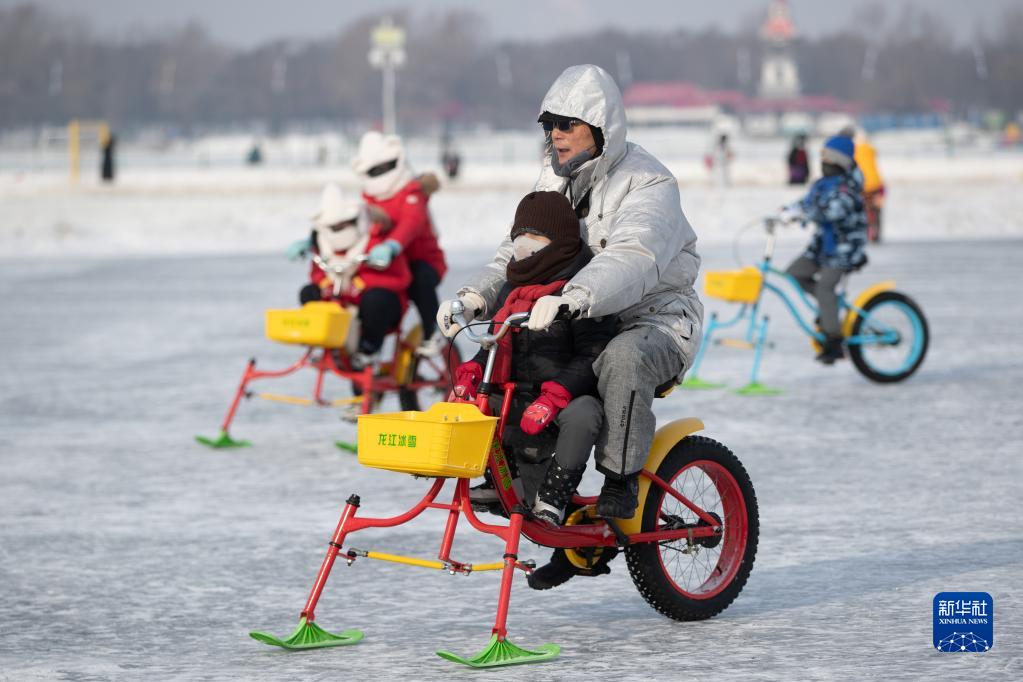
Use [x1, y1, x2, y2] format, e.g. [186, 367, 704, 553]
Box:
[249, 302, 759, 668]
[684, 215, 929, 395]
[196, 254, 460, 449]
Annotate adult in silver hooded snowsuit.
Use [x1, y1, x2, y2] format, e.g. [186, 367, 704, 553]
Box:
[440, 64, 703, 518]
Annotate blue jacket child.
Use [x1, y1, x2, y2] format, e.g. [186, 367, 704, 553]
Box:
[796, 136, 868, 270]
[784, 134, 869, 363]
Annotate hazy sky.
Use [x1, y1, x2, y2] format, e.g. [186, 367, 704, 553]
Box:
[6, 0, 1015, 45]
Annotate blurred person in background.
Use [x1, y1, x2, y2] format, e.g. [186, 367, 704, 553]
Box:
[781, 135, 868, 364]
[705, 132, 734, 187]
[100, 132, 116, 183]
[1002, 121, 1022, 147]
[352, 131, 448, 356]
[246, 140, 263, 165]
[840, 125, 885, 243]
[787, 133, 809, 185]
[441, 147, 461, 180]
[299, 184, 412, 371]
[440, 133, 461, 180]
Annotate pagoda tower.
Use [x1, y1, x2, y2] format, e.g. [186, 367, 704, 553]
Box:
[758, 0, 800, 99]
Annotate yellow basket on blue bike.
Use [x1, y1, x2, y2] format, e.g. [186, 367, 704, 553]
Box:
[265, 301, 351, 348]
[357, 402, 498, 478]
[704, 267, 764, 304]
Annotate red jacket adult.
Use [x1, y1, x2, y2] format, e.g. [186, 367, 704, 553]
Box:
[309, 230, 412, 309]
[363, 179, 447, 279]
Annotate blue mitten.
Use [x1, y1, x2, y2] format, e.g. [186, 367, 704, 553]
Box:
[367, 239, 401, 268]
[286, 238, 310, 261]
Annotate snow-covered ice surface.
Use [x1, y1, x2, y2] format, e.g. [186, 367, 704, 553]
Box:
[2, 221, 1022, 679]
[2, 130, 1022, 678]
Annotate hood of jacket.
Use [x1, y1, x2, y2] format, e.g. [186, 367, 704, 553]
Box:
[537, 64, 627, 194]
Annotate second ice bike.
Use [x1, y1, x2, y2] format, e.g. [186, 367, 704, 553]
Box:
[685, 215, 929, 394]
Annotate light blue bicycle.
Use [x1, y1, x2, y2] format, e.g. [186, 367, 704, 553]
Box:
[684, 216, 929, 394]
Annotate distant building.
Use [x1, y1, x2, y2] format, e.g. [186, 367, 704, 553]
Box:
[758, 0, 800, 100]
[623, 80, 859, 134]
[622, 3, 865, 136]
[623, 82, 739, 126]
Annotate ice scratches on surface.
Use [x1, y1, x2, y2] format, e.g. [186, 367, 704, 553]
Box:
[0, 239, 1022, 680]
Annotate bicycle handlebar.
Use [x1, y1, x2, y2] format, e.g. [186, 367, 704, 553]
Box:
[450, 299, 529, 348]
[310, 252, 374, 298]
[311, 252, 370, 277]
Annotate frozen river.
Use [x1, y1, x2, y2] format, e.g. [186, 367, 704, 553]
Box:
[1, 235, 1022, 680]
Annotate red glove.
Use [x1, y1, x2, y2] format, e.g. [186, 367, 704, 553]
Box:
[452, 361, 483, 400]
[520, 381, 572, 435]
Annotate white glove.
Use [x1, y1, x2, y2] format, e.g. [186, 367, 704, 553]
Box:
[527, 295, 580, 331]
[778, 204, 803, 225]
[437, 292, 486, 338]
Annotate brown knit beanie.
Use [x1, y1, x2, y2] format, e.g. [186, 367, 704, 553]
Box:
[507, 191, 582, 286]
[510, 191, 579, 243]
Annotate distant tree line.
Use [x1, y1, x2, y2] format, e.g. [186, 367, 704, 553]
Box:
[1, 2, 1020, 133]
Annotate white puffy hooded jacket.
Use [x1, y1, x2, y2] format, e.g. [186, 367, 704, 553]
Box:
[459, 64, 703, 374]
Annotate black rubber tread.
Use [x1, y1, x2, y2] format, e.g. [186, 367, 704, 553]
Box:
[848, 291, 929, 383]
[398, 343, 462, 411]
[625, 435, 759, 622]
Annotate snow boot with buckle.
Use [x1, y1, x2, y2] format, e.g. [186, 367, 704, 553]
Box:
[531, 459, 585, 527]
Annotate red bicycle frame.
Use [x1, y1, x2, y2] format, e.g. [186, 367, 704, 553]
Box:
[256, 307, 731, 666]
[463, 382, 721, 549]
[292, 382, 722, 644]
[211, 327, 453, 439]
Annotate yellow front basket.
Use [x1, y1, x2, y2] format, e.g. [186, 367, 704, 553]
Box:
[704, 267, 764, 304]
[357, 402, 498, 478]
[265, 301, 352, 348]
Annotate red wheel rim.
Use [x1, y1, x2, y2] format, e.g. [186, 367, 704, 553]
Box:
[654, 459, 748, 599]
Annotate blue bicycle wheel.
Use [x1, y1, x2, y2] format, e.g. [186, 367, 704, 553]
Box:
[848, 291, 928, 383]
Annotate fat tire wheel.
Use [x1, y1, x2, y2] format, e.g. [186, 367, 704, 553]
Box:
[848, 291, 928, 383]
[625, 436, 758, 621]
[398, 343, 462, 411]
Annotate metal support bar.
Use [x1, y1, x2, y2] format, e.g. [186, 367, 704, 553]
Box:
[346, 548, 508, 573]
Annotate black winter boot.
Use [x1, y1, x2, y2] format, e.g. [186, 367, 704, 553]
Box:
[469, 475, 498, 509]
[596, 472, 640, 519]
[526, 549, 578, 590]
[816, 335, 845, 365]
[531, 459, 585, 527]
[470, 454, 520, 516]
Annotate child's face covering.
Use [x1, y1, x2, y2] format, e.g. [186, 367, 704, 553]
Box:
[323, 224, 361, 253]
[512, 234, 551, 261]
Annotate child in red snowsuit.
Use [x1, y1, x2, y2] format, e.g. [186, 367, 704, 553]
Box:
[299, 184, 411, 366]
[351, 132, 447, 354]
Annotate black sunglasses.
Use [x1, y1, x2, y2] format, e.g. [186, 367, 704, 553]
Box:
[541, 119, 584, 133]
[366, 159, 399, 177]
